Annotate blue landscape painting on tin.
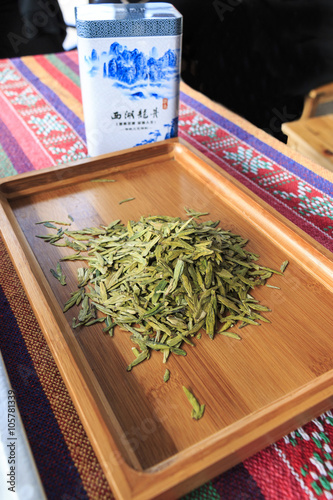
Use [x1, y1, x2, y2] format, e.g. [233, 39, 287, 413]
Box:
[85, 42, 180, 100]
[135, 116, 178, 145]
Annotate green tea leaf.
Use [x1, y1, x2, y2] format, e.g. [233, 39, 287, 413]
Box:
[119, 197, 135, 204]
[163, 369, 170, 383]
[183, 386, 205, 420]
[280, 260, 289, 272]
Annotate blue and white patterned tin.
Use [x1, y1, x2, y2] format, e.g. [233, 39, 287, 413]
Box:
[75, 3, 182, 157]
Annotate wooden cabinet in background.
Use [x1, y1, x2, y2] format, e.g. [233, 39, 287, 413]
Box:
[282, 114, 333, 172]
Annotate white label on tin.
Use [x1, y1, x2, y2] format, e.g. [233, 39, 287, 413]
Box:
[77, 35, 182, 156]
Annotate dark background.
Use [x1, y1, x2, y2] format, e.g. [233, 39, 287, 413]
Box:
[170, 0, 333, 141]
[1, 0, 333, 142]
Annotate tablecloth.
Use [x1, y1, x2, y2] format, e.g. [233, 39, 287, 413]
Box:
[0, 50, 333, 500]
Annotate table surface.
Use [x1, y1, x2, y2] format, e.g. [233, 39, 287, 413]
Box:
[0, 50, 333, 500]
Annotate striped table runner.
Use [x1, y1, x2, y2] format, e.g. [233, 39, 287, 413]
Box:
[0, 50, 333, 499]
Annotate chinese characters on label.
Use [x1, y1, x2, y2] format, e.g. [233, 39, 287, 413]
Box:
[111, 108, 159, 130]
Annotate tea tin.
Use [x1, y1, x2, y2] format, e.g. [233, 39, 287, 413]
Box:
[76, 3, 182, 156]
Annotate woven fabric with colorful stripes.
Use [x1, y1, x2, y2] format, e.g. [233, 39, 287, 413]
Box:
[0, 51, 333, 499]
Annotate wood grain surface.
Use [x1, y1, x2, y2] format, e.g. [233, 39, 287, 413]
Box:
[0, 139, 333, 500]
[282, 114, 333, 173]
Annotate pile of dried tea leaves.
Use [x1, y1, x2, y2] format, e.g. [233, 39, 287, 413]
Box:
[37, 209, 287, 374]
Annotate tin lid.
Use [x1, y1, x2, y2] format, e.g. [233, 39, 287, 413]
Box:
[75, 3, 182, 38]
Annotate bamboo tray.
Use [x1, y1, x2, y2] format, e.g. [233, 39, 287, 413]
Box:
[1, 138, 333, 500]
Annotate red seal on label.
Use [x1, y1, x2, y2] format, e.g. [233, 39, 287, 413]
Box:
[162, 98, 168, 110]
